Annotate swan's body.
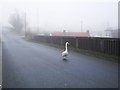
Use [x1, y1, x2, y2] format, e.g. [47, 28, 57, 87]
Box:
[62, 42, 69, 59]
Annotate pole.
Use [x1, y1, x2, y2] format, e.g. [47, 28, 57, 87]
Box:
[37, 8, 39, 34]
[24, 12, 26, 37]
[81, 21, 83, 32]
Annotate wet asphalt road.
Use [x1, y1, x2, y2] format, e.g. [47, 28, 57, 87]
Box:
[0, 43, 2, 89]
[2, 31, 118, 88]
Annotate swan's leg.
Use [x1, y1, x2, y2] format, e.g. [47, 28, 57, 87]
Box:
[65, 56, 67, 59]
[63, 56, 67, 60]
[63, 56, 65, 59]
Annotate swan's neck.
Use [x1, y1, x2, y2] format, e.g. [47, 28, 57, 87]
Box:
[65, 43, 68, 52]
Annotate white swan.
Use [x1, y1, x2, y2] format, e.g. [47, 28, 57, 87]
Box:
[62, 42, 69, 59]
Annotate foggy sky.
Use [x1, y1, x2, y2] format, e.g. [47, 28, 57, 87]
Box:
[0, 0, 118, 34]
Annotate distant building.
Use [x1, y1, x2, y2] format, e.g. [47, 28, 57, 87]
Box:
[105, 29, 118, 38]
[51, 30, 90, 37]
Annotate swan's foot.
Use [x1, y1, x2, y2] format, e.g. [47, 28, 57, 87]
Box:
[63, 57, 67, 60]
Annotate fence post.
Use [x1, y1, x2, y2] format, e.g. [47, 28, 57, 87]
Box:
[61, 37, 63, 46]
[76, 37, 78, 48]
[100, 39, 104, 53]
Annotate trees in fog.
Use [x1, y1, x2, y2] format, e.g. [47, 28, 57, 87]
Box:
[9, 12, 24, 33]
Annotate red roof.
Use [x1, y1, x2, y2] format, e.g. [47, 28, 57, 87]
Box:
[51, 32, 90, 37]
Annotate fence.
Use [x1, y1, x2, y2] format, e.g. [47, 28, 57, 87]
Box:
[32, 35, 119, 56]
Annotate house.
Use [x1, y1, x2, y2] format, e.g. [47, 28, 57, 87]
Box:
[105, 29, 118, 38]
[51, 30, 90, 37]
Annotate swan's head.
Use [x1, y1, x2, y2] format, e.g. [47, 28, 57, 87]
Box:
[66, 42, 70, 45]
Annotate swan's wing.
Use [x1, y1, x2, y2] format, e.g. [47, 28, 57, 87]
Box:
[62, 51, 68, 57]
[63, 53, 67, 57]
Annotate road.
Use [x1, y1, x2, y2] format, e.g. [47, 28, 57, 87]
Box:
[0, 29, 2, 89]
[0, 42, 2, 90]
[2, 31, 118, 88]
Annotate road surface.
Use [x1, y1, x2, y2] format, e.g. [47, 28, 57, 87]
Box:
[0, 43, 2, 89]
[2, 31, 118, 88]
[0, 28, 2, 89]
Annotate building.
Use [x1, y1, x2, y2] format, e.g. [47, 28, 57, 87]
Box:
[105, 29, 118, 38]
[51, 30, 90, 37]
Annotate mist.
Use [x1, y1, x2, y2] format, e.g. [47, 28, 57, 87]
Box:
[0, 0, 119, 88]
[0, 0, 118, 36]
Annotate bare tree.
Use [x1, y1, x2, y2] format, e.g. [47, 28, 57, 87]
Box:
[9, 12, 24, 34]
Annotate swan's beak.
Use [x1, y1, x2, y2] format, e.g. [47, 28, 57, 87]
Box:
[68, 43, 70, 45]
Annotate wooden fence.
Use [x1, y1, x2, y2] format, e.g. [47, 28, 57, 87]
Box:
[32, 36, 119, 56]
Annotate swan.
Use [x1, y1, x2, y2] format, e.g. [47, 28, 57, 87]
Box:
[62, 42, 69, 59]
